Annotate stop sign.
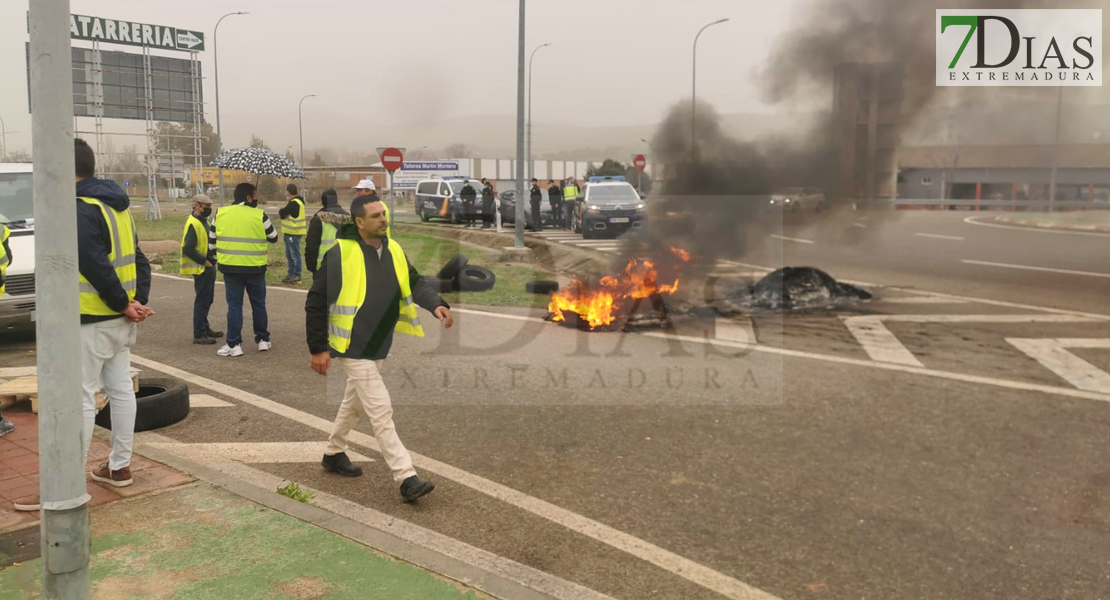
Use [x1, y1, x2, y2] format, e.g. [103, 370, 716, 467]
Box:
[380, 147, 404, 173]
[633, 154, 647, 173]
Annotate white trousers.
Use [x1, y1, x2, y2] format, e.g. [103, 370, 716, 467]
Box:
[81, 318, 137, 471]
[325, 358, 417, 482]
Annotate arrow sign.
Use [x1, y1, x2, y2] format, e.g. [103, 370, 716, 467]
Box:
[379, 147, 404, 173]
[633, 154, 647, 173]
[176, 30, 204, 50]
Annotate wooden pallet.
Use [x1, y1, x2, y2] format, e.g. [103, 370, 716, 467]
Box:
[0, 369, 140, 414]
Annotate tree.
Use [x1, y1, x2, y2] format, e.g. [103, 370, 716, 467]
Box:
[309, 152, 327, 167]
[444, 143, 475, 158]
[151, 121, 220, 164]
[586, 158, 653, 193]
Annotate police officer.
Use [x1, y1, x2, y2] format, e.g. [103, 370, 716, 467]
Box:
[180, 194, 222, 344]
[480, 178, 495, 229]
[529, 178, 543, 231]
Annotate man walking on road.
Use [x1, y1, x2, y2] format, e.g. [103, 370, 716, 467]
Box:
[279, 184, 307, 284]
[305, 189, 347, 277]
[306, 195, 454, 503]
[180, 194, 222, 345]
[215, 182, 278, 357]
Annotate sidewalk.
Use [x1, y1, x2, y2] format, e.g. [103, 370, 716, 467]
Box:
[0, 405, 486, 600]
[993, 210, 1110, 233]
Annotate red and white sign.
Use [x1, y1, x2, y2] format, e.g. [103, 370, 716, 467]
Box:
[380, 147, 404, 173]
[633, 154, 647, 173]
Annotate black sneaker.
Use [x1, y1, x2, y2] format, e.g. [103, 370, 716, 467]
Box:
[193, 336, 217, 345]
[400, 475, 435, 503]
[206, 329, 224, 339]
[321, 452, 363, 477]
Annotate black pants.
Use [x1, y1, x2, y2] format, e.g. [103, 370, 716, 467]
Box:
[482, 198, 494, 226]
[531, 200, 543, 231]
[192, 266, 216, 338]
[463, 201, 478, 225]
[551, 201, 563, 223]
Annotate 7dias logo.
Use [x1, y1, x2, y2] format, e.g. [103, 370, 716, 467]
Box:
[937, 9, 1102, 87]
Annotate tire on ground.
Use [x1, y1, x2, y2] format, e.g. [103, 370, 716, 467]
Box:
[455, 266, 496, 292]
[436, 253, 469, 281]
[95, 377, 190, 433]
[525, 280, 559, 295]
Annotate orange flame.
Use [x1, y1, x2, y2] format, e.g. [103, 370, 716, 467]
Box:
[548, 247, 691, 329]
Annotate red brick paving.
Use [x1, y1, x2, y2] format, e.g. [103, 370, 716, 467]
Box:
[0, 405, 194, 532]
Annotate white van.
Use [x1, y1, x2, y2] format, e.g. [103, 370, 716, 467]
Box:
[0, 164, 36, 332]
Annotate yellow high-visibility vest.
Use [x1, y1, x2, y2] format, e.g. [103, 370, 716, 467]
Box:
[215, 204, 268, 267]
[282, 197, 307, 236]
[564, 183, 579, 202]
[78, 197, 137, 316]
[179, 214, 209, 276]
[327, 238, 423, 353]
[0, 224, 9, 296]
[318, 220, 338, 270]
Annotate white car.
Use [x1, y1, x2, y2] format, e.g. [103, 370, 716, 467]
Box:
[0, 164, 35, 332]
[769, 187, 827, 212]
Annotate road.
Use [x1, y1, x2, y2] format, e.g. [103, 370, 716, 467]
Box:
[2, 209, 1109, 600]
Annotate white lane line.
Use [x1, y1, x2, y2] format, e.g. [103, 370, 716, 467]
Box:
[129, 354, 781, 600]
[964, 216, 1110, 238]
[769, 234, 815, 245]
[880, 297, 969, 304]
[715, 317, 756, 345]
[188, 393, 235, 408]
[1007, 338, 1110, 394]
[962, 259, 1110, 279]
[842, 314, 1100, 368]
[915, 233, 965, 241]
[137, 434, 617, 600]
[445, 307, 1110, 404]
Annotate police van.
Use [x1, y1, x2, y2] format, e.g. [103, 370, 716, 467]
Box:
[576, 176, 647, 239]
[414, 177, 484, 224]
[0, 163, 36, 332]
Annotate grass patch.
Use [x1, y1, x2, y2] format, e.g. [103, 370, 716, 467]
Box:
[276, 482, 315, 503]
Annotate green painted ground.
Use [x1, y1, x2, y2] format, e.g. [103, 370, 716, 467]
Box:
[995, 210, 1110, 229]
[0, 484, 484, 600]
[133, 209, 554, 308]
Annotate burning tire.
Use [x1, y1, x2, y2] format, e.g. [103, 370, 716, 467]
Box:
[525, 280, 559, 295]
[95, 377, 189, 433]
[436, 254, 469, 281]
[419, 276, 454, 294]
[456, 266, 496, 292]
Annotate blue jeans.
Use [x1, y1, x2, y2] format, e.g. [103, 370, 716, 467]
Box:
[284, 234, 303, 277]
[192, 266, 216, 338]
[224, 272, 269, 348]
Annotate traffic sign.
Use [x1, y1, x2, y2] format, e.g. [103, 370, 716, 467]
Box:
[633, 154, 647, 173]
[124, 181, 131, 188]
[379, 147, 404, 173]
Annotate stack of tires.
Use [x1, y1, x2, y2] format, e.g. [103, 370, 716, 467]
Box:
[418, 254, 496, 293]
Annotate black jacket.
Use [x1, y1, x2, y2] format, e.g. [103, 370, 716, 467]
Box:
[530, 184, 543, 202]
[305, 218, 448, 359]
[305, 201, 348, 274]
[548, 184, 563, 204]
[278, 196, 303, 221]
[181, 212, 217, 266]
[76, 177, 152, 324]
[460, 184, 477, 204]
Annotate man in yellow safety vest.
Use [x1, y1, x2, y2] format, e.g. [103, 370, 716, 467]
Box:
[179, 194, 222, 344]
[305, 195, 453, 503]
[279, 183, 307, 284]
[305, 189, 348, 277]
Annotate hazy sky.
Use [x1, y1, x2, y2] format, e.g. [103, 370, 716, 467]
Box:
[1, 0, 806, 155]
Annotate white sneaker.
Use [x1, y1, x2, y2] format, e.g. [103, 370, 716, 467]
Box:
[258, 340, 272, 352]
[217, 344, 244, 357]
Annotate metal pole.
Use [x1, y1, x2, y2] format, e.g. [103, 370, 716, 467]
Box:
[30, 1, 91, 597]
[527, 43, 550, 183]
[692, 18, 728, 159]
[388, 171, 395, 228]
[214, 11, 247, 205]
[1048, 85, 1063, 213]
[0, 115, 6, 160]
[514, 0, 526, 248]
[298, 94, 317, 167]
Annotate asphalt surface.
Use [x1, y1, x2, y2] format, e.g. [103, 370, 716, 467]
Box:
[3, 209, 1110, 600]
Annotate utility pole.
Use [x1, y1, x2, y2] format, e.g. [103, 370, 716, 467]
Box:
[514, 0, 526, 248]
[692, 18, 728, 161]
[30, 0, 91, 597]
[298, 93, 318, 167]
[527, 43, 551, 183]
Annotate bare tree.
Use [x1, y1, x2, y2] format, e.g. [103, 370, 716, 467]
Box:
[444, 143, 475, 158]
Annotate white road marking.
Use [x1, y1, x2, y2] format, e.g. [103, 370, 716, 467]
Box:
[137, 433, 617, 600]
[129, 354, 781, 600]
[188, 393, 235, 408]
[842, 314, 1101, 368]
[964, 216, 1110, 238]
[769, 234, 815, 245]
[915, 233, 965, 241]
[880, 297, 969, 304]
[1006, 338, 1110, 394]
[148, 441, 375, 464]
[853, 222, 868, 228]
[962, 259, 1110, 279]
[715, 317, 756, 345]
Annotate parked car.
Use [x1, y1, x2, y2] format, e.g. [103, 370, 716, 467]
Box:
[769, 187, 827, 212]
[498, 189, 556, 230]
[576, 176, 647, 239]
[414, 177, 483, 224]
[0, 164, 36, 333]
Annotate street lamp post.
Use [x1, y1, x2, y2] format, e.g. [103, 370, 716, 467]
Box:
[692, 18, 729, 159]
[514, 0, 526, 248]
[298, 94, 318, 167]
[213, 11, 248, 205]
[0, 115, 7, 160]
[527, 43, 552, 183]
